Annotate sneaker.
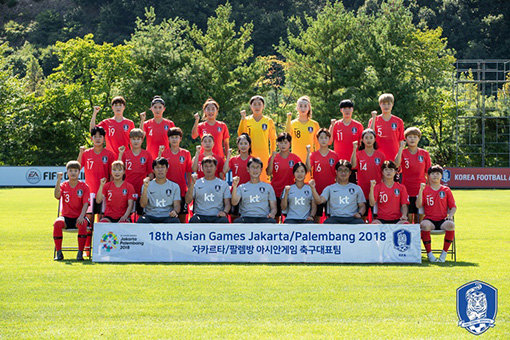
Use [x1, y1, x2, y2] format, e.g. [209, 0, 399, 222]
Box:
[54, 250, 64, 261]
[427, 252, 437, 263]
[437, 251, 447, 263]
[76, 250, 84, 261]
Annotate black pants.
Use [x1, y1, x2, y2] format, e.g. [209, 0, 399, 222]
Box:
[189, 215, 229, 223]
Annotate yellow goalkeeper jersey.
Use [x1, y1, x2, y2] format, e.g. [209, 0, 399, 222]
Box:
[286, 118, 320, 163]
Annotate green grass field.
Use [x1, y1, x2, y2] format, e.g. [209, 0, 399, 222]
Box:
[0, 188, 508, 339]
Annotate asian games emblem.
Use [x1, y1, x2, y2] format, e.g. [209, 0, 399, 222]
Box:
[100, 232, 118, 252]
[393, 229, 410, 252]
[457, 281, 497, 335]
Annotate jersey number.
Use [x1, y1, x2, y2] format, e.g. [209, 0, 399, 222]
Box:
[87, 160, 94, 170]
[360, 162, 367, 171]
[337, 131, 343, 141]
[64, 194, 70, 203]
[379, 193, 388, 203]
[108, 192, 113, 201]
[404, 159, 410, 169]
[109, 127, 115, 136]
[294, 129, 301, 138]
[377, 127, 383, 137]
[126, 161, 132, 170]
[426, 196, 434, 206]
[315, 163, 322, 172]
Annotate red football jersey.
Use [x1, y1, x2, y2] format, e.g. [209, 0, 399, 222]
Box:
[102, 181, 137, 219]
[143, 118, 175, 159]
[422, 185, 456, 221]
[121, 149, 153, 195]
[270, 152, 302, 197]
[229, 155, 251, 185]
[332, 120, 364, 161]
[197, 121, 230, 159]
[60, 181, 90, 218]
[355, 149, 385, 199]
[368, 114, 404, 161]
[400, 148, 431, 196]
[310, 149, 339, 195]
[374, 182, 409, 220]
[97, 118, 135, 157]
[196, 153, 224, 180]
[81, 148, 116, 195]
[162, 148, 192, 195]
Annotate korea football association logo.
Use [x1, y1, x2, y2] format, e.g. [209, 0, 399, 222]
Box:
[122, 189, 128, 195]
[217, 126, 222, 132]
[439, 191, 446, 199]
[375, 158, 381, 165]
[123, 124, 129, 131]
[164, 125, 169, 131]
[259, 187, 266, 193]
[214, 185, 221, 192]
[261, 123, 268, 131]
[394, 188, 400, 196]
[165, 189, 172, 196]
[348, 188, 355, 194]
[391, 122, 397, 130]
[329, 158, 335, 165]
[457, 281, 497, 335]
[393, 229, 411, 252]
[179, 156, 185, 163]
[351, 127, 358, 134]
[77, 189, 83, 197]
[102, 156, 108, 163]
[308, 126, 314, 133]
[418, 155, 424, 162]
[289, 160, 295, 167]
[442, 169, 451, 183]
[140, 157, 146, 164]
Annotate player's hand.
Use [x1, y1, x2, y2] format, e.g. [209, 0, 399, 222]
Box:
[399, 140, 406, 149]
[79, 145, 86, 152]
[93, 106, 101, 114]
[100, 178, 107, 185]
[119, 215, 130, 223]
[370, 180, 377, 188]
[446, 215, 454, 221]
[169, 210, 178, 218]
[284, 185, 291, 194]
[330, 118, 337, 126]
[143, 177, 151, 186]
[354, 212, 362, 219]
[118, 145, 126, 153]
[159, 145, 165, 152]
[306, 216, 314, 221]
[287, 112, 292, 119]
[232, 176, 240, 187]
[196, 145, 201, 154]
[352, 141, 358, 149]
[57, 172, 63, 181]
[139, 111, 146, 120]
[240, 110, 246, 119]
[306, 145, 311, 154]
[227, 148, 232, 158]
[194, 112, 200, 121]
[308, 179, 316, 188]
[419, 183, 426, 191]
[400, 215, 408, 221]
[191, 173, 198, 185]
[217, 211, 227, 217]
[77, 215, 85, 225]
[268, 212, 276, 219]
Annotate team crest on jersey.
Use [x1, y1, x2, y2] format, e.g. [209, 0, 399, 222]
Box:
[307, 126, 314, 133]
[164, 125, 169, 131]
[329, 158, 335, 165]
[391, 123, 397, 130]
[140, 157, 146, 164]
[259, 187, 266, 193]
[394, 188, 400, 196]
[289, 160, 295, 167]
[457, 281, 497, 335]
[122, 189, 128, 195]
[374, 158, 381, 165]
[393, 229, 411, 252]
[348, 188, 355, 194]
[304, 190, 310, 196]
[418, 155, 424, 162]
[351, 127, 358, 134]
[166, 189, 172, 196]
[262, 123, 268, 131]
[439, 191, 446, 198]
[179, 156, 185, 163]
[77, 189, 83, 197]
[214, 185, 221, 192]
[102, 156, 108, 163]
[217, 126, 222, 132]
[123, 124, 129, 131]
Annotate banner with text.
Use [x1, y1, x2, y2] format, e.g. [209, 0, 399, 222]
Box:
[0, 166, 85, 187]
[92, 223, 421, 263]
[443, 167, 510, 188]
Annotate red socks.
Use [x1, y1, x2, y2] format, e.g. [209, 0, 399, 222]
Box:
[77, 220, 88, 251]
[421, 231, 432, 253]
[53, 220, 65, 251]
[443, 230, 455, 252]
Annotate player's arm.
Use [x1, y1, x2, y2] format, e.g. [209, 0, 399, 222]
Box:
[368, 111, 376, 130]
[350, 141, 358, 165]
[285, 112, 292, 133]
[170, 199, 180, 218]
[309, 179, 325, 205]
[120, 200, 134, 222]
[355, 202, 366, 218]
[77, 145, 86, 165]
[191, 146, 201, 172]
[269, 121, 277, 154]
[95, 178, 107, 204]
[89, 106, 101, 132]
[222, 138, 230, 160]
[447, 207, 456, 220]
[158, 145, 165, 158]
[219, 198, 231, 217]
[309, 198, 317, 221]
[118, 146, 126, 161]
[139, 111, 146, 131]
[54, 172, 63, 199]
[266, 151, 276, 176]
[305, 145, 311, 172]
[77, 200, 89, 225]
[328, 119, 336, 145]
[280, 185, 290, 211]
[394, 141, 405, 166]
[268, 199, 277, 219]
[237, 110, 247, 136]
[368, 180, 377, 207]
[185, 174, 197, 205]
[223, 149, 231, 174]
[400, 203, 409, 221]
[416, 183, 426, 209]
[191, 112, 200, 139]
[140, 177, 150, 208]
[231, 177, 241, 206]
